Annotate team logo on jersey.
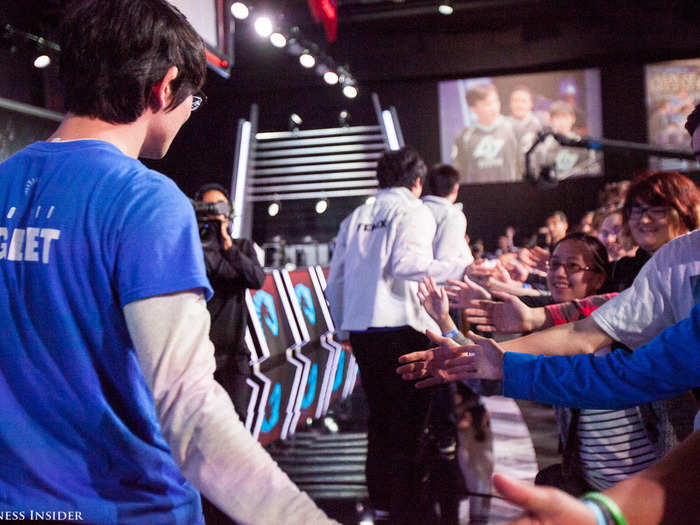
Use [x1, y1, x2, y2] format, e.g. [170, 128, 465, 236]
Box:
[260, 382, 282, 432]
[24, 178, 38, 195]
[473, 136, 505, 159]
[294, 283, 316, 325]
[301, 363, 318, 410]
[253, 290, 279, 336]
[555, 149, 579, 173]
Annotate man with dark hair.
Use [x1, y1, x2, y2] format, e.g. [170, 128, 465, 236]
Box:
[422, 164, 473, 268]
[0, 1, 332, 523]
[546, 210, 569, 246]
[452, 83, 519, 184]
[326, 147, 468, 524]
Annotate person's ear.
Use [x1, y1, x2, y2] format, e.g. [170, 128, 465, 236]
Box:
[149, 66, 180, 111]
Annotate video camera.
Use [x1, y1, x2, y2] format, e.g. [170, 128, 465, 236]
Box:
[190, 199, 233, 247]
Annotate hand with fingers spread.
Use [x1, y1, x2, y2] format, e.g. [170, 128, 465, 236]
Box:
[493, 474, 596, 525]
[445, 276, 491, 309]
[417, 276, 455, 334]
[504, 257, 531, 283]
[518, 246, 550, 272]
[397, 329, 505, 387]
[465, 292, 547, 333]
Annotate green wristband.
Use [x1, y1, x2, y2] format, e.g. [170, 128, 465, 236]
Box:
[582, 492, 628, 525]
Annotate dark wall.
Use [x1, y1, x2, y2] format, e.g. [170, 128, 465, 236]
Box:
[3, 3, 698, 250]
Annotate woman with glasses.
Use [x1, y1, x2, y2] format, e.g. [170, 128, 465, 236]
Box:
[531, 232, 692, 496]
[610, 170, 700, 291]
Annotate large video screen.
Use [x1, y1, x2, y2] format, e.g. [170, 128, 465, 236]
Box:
[645, 58, 700, 171]
[439, 69, 603, 184]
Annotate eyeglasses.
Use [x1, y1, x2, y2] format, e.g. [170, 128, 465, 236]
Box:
[546, 260, 595, 274]
[191, 91, 207, 112]
[628, 205, 668, 220]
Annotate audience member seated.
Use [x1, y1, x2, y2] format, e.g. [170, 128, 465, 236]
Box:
[597, 209, 637, 262]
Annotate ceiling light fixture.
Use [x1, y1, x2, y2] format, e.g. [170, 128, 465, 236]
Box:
[269, 32, 287, 48]
[230, 2, 250, 19]
[254, 16, 273, 37]
[299, 51, 316, 68]
[438, 0, 454, 15]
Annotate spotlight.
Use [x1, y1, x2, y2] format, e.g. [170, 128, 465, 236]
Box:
[289, 113, 303, 132]
[269, 32, 287, 48]
[33, 54, 51, 68]
[315, 199, 328, 214]
[339, 110, 351, 127]
[230, 2, 249, 19]
[323, 71, 339, 85]
[438, 0, 454, 15]
[342, 84, 358, 99]
[268, 202, 280, 216]
[299, 52, 316, 68]
[254, 16, 273, 38]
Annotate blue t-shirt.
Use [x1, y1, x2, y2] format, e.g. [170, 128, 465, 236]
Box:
[0, 140, 213, 524]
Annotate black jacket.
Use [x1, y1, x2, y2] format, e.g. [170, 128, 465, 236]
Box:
[203, 237, 265, 366]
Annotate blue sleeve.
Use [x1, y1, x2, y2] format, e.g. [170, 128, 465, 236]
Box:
[113, 174, 213, 306]
[503, 301, 700, 408]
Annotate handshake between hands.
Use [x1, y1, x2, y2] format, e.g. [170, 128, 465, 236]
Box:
[396, 270, 546, 387]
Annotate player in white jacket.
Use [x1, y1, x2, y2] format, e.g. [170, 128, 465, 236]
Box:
[326, 148, 468, 524]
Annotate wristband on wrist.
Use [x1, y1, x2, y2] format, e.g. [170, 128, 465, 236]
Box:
[582, 499, 609, 525]
[442, 328, 459, 339]
[582, 492, 628, 525]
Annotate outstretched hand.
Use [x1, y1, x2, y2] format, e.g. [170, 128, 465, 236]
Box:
[465, 291, 535, 333]
[417, 276, 452, 331]
[396, 329, 506, 388]
[445, 276, 492, 309]
[493, 474, 596, 525]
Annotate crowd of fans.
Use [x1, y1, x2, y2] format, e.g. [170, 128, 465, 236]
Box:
[396, 104, 700, 524]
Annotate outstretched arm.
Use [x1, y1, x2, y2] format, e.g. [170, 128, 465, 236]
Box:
[397, 329, 505, 387]
[496, 428, 700, 525]
[503, 300, 700, 408]
[125, 291, 335, 525]
[500, 316, 612, 356]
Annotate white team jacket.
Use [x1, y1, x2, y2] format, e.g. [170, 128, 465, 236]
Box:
[421, 195, 474, 267]
[326, 187, 467, 337]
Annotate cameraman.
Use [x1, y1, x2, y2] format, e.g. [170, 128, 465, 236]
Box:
[193, 183, 265, 421]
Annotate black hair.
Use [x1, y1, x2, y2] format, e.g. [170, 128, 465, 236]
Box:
[551, 232, 611, 281]
[685, 103, 700, 136]
[376, 147, 427, 190]
[425, 164, 460, 197]
[465, 83, 497, 107]
[195, 182, 230, 201]
[59, 0, 206, 124]
[547, 210, 568, 224]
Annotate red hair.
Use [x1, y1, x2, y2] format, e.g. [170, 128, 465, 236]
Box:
[623, 171, 700, 233]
